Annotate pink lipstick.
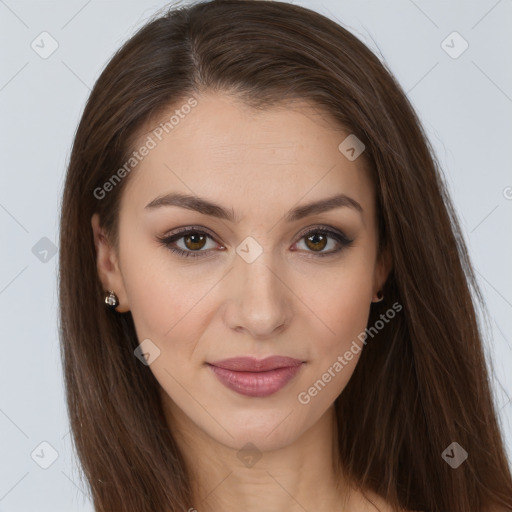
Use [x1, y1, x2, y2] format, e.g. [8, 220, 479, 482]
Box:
[207, 356, 304, 397]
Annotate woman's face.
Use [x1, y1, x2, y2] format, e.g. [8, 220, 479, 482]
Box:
[93, 92, 390, 452]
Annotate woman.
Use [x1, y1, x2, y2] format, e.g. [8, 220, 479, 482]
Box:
[58, 1, 512, 511]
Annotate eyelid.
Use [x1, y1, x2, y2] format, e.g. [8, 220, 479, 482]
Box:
[161, 225, 219, 240]
[296, 225, 353, 243]
[156, 225, 223, 259]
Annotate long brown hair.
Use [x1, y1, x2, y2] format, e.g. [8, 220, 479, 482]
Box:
[58, 1, 512, 510]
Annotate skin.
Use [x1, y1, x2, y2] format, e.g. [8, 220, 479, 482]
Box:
[92, 91, 396, 512]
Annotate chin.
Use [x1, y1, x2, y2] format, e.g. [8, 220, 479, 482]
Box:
[204, 404, 314, 453]
[213, 424, 302, 454]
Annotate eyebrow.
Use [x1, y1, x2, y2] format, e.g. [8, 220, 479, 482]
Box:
[144, 192, 363, 223]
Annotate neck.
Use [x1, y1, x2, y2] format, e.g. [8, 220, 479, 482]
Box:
[161, 397, 353, 512]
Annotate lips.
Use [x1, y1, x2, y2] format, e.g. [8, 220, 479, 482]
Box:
[209, 356, 303, 372]
[207, 356, 305, 397]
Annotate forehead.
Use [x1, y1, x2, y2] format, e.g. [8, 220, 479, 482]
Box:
[121, 92, 374, 218]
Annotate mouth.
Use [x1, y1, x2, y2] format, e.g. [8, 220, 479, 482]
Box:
[206, 356, 305, 398]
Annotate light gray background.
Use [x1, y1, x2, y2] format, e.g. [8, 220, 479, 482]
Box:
[1, 0, 511, 510]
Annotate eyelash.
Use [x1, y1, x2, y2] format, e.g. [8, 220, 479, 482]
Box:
[156, 225, 354, 260]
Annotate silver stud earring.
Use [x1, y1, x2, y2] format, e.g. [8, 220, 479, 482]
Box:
[104, 290, 119, 309]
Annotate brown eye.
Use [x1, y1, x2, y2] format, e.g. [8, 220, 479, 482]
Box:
[294, 227, 353, 257]
[157, 228, 219, 258]
[304, 232, 328, 252]
[158, 225, 353, 260]
[183, 232, 207, 251]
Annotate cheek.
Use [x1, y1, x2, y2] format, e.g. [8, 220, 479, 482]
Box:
[299, 257, 375, 400]
[119, 238, 218, 359]
[308, 262, 374, 345]
[294, 278, 371, 413]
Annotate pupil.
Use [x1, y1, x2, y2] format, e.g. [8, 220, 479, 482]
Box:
[185, 233, 206, 250]
[306, 233, 326, 251]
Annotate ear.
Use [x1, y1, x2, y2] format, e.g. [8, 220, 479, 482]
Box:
[91, 213, 130, 313]
[372, 244, 392, 302]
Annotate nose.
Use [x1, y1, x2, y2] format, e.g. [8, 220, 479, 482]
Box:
[223, 252, 292, 340]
